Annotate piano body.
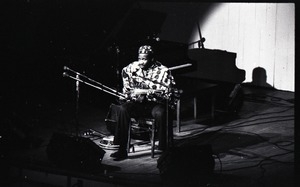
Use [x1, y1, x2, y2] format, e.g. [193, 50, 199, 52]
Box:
[150, 41, 245, 84]
[168, 46, 246, 118]
[184, 48, 245, 84]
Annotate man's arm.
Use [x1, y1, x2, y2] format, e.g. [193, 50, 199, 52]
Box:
[121, 68, 131, 94]
[121, 66, 145, 102]
[150, 68, 175, 92]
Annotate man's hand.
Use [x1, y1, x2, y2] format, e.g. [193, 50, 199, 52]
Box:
[125, 88, 168, 102]
[124, 89, 146, 102]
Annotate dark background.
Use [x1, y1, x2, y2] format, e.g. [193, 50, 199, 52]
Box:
[1, 0, 217, 116]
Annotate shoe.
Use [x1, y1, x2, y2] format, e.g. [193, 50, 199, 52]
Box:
[110, 150, 128, 161]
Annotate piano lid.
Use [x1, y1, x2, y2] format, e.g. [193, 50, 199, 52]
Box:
[180, 48, 245, 84]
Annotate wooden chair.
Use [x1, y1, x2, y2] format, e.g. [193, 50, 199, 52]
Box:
[105, 103, 172, 158]
[127, 118, 157, 158]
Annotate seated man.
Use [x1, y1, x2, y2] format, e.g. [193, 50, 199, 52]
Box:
[110, 45, 176, 160]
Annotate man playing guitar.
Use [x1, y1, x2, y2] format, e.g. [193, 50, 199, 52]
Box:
[110, 45, 176, 160]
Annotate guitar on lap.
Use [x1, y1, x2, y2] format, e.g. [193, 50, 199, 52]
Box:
[123, 88, 181, 109]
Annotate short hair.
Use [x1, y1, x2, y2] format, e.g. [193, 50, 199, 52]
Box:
[138, 45, 153, 54]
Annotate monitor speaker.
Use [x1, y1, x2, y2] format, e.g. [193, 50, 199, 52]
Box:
[46, 133, 106, 171]
[157, 145, 215, 183]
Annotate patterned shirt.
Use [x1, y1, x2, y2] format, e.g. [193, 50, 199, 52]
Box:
[121, 60, 176, 101]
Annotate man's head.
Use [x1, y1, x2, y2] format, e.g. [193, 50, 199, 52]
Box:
[137, 45, 154, 69]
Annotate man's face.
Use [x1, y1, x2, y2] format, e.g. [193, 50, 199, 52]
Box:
[137, 53, 151, 69]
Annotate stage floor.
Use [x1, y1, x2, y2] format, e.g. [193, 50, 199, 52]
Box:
[1, 86, 295, 187]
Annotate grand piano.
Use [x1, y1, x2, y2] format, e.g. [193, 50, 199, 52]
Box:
[177, 47, 245, 119]
[156, 41, 246, 129]
[148, 40, 245, 83]
[184, 48, 245, 84]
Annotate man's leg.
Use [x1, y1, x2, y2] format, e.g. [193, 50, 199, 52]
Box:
[111, 102, 132, 160]
[151, 104, 174, 150]
[151, 104, 167, 150]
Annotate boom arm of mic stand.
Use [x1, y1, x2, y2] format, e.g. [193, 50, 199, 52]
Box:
[64, 67, 125, 98]
[64, 67, 117, 95]
[63, 73, 126, 99]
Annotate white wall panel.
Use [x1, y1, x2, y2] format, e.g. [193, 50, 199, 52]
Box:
[273, 3, 295, 91]
[139, 2, 295, 91]
[260, 3, 277, 88]
[200, 3, 294, 91]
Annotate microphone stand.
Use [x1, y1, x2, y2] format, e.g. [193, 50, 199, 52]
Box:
[115, 45, 121, 92]
[63, 66, 127, 139]
[111, 43, 121, 92]
[75, 74, 80, 137]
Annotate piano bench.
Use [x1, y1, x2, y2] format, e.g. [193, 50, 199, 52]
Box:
[176, 83, 218, 133]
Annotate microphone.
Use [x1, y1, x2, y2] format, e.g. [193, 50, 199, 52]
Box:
[63, 72, 69, 77]
[63, 66, 69, 71]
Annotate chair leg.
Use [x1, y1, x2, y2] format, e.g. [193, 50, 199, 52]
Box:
[127, 122, 131, 153]
[151, 122, 156, 158]
[194, 97, 197, 119]
[176, 99, 181, 133]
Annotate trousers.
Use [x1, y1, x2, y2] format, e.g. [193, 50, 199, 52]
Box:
[113, 101, 173, 151]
